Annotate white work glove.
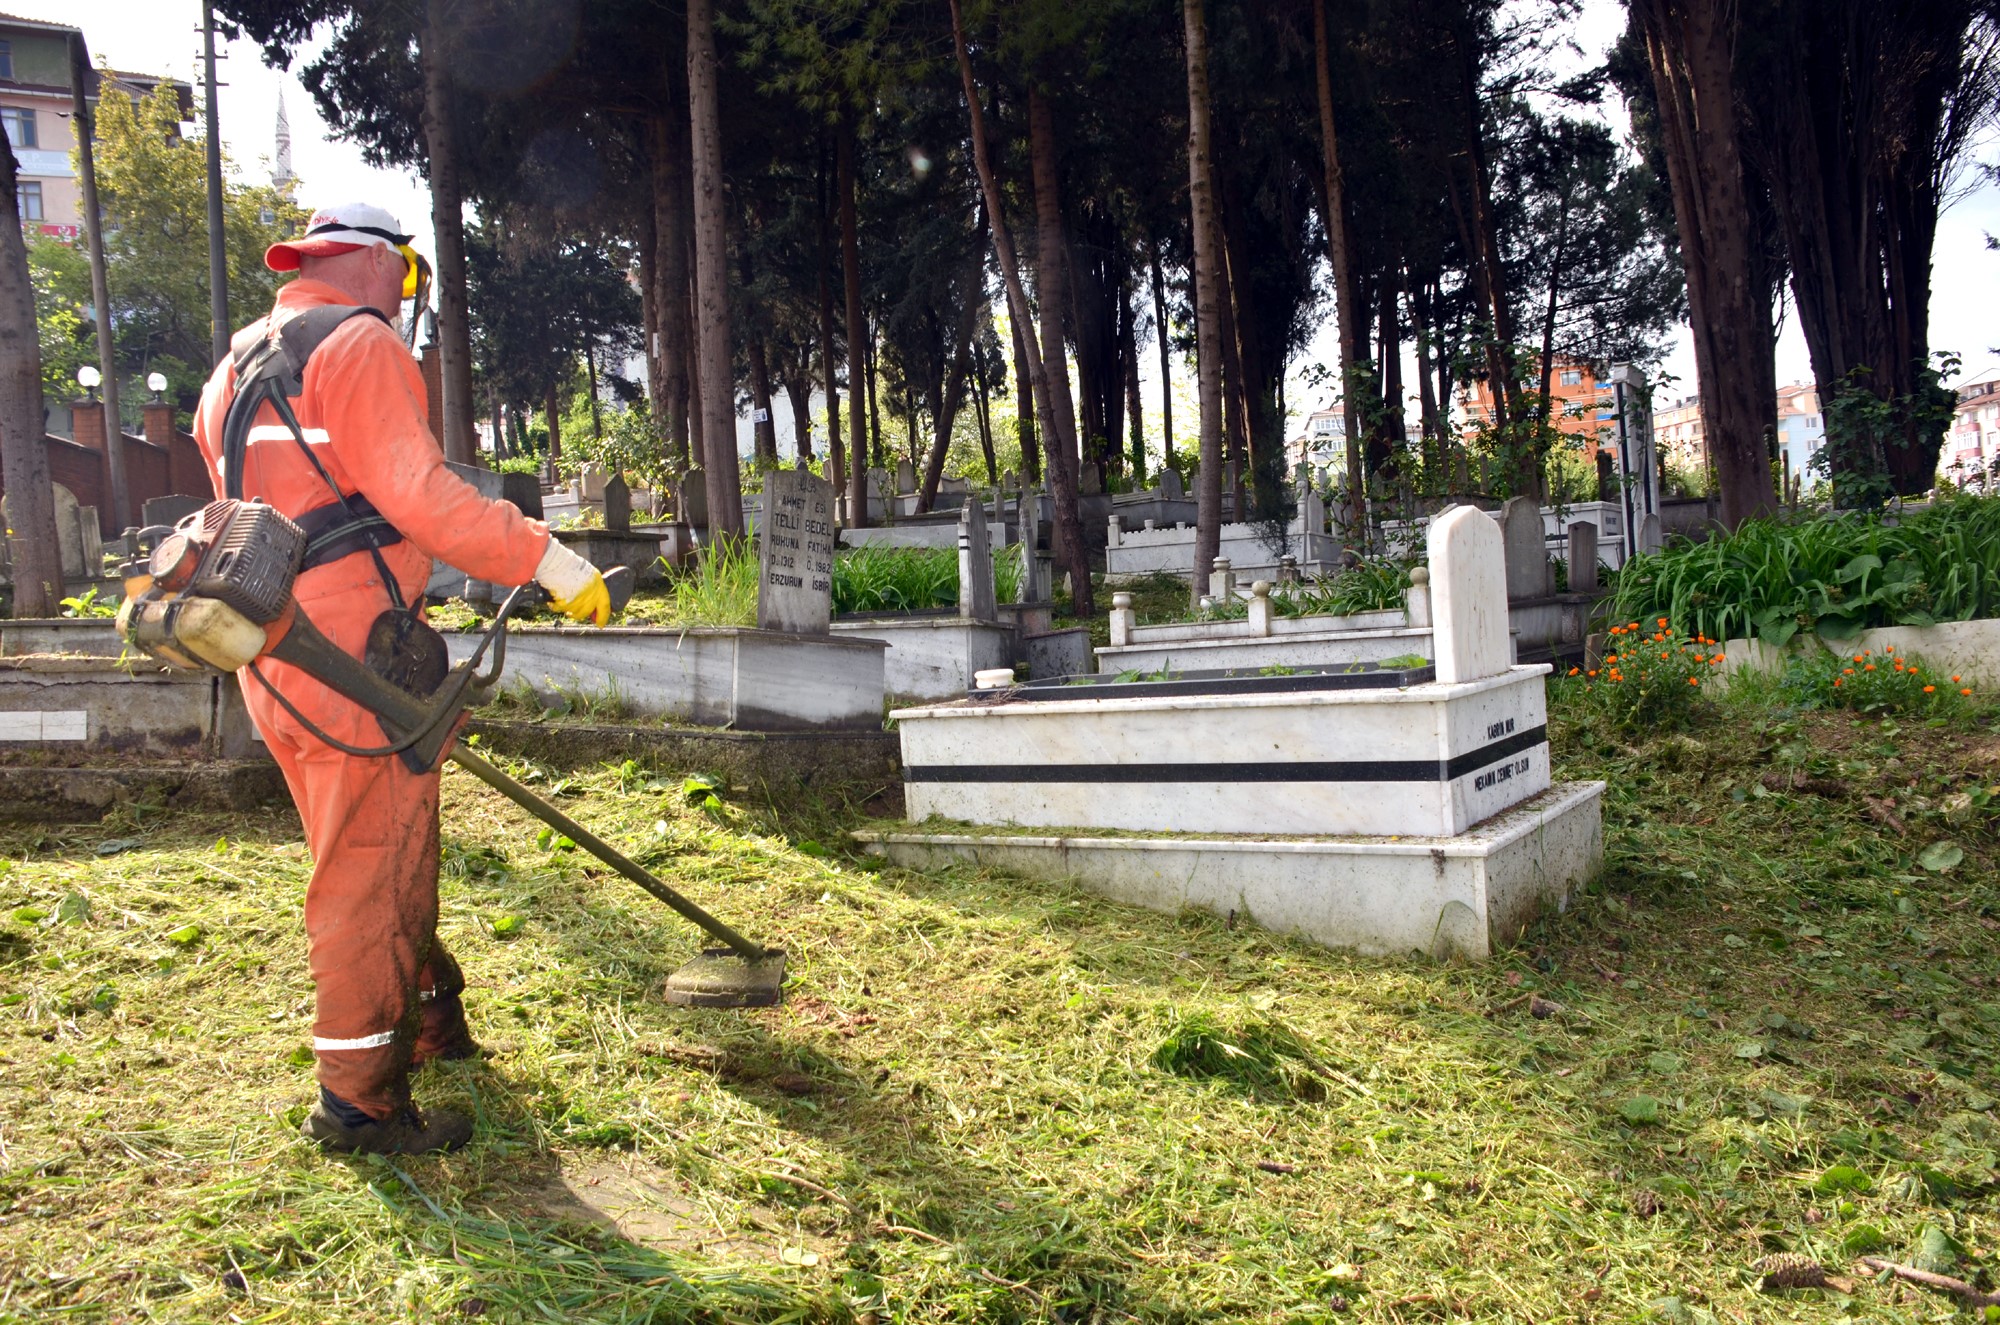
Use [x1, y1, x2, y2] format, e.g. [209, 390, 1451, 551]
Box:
[533, 537, 610, 626]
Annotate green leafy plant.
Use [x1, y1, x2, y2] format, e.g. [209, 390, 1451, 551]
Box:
[1606, 496, 2000, 647]
[1776, 642, 1972, 716]
[59, 587, 118, 619]
[1554, 616, 1721, 734]
[832, 546, 1023, 615]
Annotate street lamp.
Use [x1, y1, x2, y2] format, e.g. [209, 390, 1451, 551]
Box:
[146, 371, 167, 402]
[77, 364, 101, 402]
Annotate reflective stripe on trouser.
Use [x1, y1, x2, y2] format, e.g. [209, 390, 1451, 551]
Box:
[245, 579, 462, 1120]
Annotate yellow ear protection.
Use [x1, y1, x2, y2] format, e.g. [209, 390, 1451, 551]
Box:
[397, 244, 428, 300]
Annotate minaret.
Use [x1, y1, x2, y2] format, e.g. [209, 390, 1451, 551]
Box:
[273, 86, 294, 190]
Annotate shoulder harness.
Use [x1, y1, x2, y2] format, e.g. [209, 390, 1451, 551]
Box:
[219, 304, 409, 598]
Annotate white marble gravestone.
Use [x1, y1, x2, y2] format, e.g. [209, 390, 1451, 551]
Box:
[1430, 503, 1511, 684]
[757, 469, 836, 633]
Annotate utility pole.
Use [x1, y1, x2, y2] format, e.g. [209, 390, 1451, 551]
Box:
[68, 32, 128, 528]
[202, 0, 229, 367]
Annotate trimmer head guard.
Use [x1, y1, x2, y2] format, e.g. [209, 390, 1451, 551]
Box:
[664, 948, 788, 1008]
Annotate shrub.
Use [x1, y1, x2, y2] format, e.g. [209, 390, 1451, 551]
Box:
[831, 546, 1022, 615]
[1606, 495, 2000, 647]
[1777, 643, 1973, 716]
[1555, 616, 1722, 734]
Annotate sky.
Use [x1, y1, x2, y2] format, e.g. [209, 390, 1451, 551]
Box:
[47, 0, 2000, 452]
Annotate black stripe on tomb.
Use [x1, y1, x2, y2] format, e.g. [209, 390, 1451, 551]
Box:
[905, 725, 1548, 785]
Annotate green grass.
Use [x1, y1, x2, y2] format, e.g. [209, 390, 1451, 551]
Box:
[1608, 494, 2000, 647]
[3, 690, 2000, 1320]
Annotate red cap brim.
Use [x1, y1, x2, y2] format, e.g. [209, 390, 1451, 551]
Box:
[265, 238, 367, 272]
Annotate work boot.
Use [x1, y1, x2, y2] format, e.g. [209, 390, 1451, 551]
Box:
[415, 1024, 484, 1068]
[301, 1088, 473, 1155]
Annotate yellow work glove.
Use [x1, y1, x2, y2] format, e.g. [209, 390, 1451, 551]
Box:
[533, 538, 612, 626]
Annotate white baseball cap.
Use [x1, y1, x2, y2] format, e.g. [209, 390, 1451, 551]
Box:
[265, 202, 415, 272]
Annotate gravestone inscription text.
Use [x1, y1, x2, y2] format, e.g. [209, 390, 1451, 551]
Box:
[757, 469, 836, 633]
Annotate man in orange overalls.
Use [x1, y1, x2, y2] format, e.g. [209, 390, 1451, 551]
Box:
[194, 203, 611, 1154]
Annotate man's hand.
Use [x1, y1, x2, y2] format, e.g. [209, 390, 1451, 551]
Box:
[534, 538, 612, 627]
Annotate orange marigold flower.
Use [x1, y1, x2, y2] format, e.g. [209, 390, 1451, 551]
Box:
[1854, 655, 1866, 663]
[1953, 675, 1962, 682]
[1657, 616, 1669, 627]
[1924, 685, 1936, 693]
[1834, 679, 1843, 687]
[1865, 664, 1876, 671]
[1689, 677, 1700, 686]
[1962, 687, 1974, 696]
[1569, 667, 1580, 676]
[1710, 657, 1723, 667]
[1843, 668, 1854, 675]
[1587, 669, 1598, 678]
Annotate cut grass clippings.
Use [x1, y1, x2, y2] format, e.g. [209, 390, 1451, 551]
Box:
[2, 689, 1999, 1320]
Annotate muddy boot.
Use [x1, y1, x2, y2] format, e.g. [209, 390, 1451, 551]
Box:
[301, 1088, 473, 1155]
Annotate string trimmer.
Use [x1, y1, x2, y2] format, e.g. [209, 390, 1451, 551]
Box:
[115, 498, 785, 1008]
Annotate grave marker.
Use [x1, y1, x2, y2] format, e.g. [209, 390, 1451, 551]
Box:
[682, 469, 709, 528]
[1430, 504, 1510, 684]
[958, 499, 997, 622]
[757, 469, 836, 634]
[1158, 468, 1185, 501]
[1501, 495, 1551, 600]
[1078, 461, 1103, 496]
[895, 459, 916, 493]
[602, 474, 631, 532]
[1567, 521, 1598, 593]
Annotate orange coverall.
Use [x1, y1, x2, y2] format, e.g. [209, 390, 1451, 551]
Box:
[193, 279, 549, 1119]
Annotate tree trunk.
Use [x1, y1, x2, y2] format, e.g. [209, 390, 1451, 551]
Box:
[867, 323, 884, 471]
[69, 33, 127, 526]
[1412, 276, 1443, 483]
[1184, 0, 1226, 610]
[0, 129, 59, 617]
[1150, 241, 1174, 467]
[971, 329, 999, 484]
[785, 374, 813, 463]
[1535, 181, 1572, 432]
[418, 5, 475, 466]
[948, 0, 1088, 616]
[1634, 0, 1777, 526]
[838, 127, 870, 528]
[545, 385, 562, 469]
[1214, 221, 1250, 517]
[1312, 0, 1366, 537]
[919, 285, 979, 512]
[1123, 284, 1145, 482]
[1010, 313, 1039, 483]
[817, 136, 844, 504]
[747, 337, 778, 470]
[1451, 23, 1528, 497]
[1027, 89, 1083, 486]
[688, 0, 743, 539]
[648, 107, 693, 475]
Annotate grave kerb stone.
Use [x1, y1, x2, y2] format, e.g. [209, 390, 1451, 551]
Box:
[756, 469, 836, 634]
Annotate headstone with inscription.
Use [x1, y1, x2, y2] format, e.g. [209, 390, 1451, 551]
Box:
[895, 459, 917, 494]
[1501, 495, 1551, 600]
[757, 468, 836, 633]
[1158, 467, 1185, 501]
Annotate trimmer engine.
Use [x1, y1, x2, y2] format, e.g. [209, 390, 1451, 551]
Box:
[118, 499, 306, 673]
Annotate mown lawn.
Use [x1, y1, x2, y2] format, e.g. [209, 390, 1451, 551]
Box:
[1, 688, 1997, 1323]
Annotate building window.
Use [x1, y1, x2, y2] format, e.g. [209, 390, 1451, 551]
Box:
[16, 180, 40, 221]
[1559, 369, 1582, 387]
[1, 107, 33, 149]
[0, 43, 13, 82]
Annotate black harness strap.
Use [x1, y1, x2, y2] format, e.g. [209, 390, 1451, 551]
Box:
[220, 304, 408, 607]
